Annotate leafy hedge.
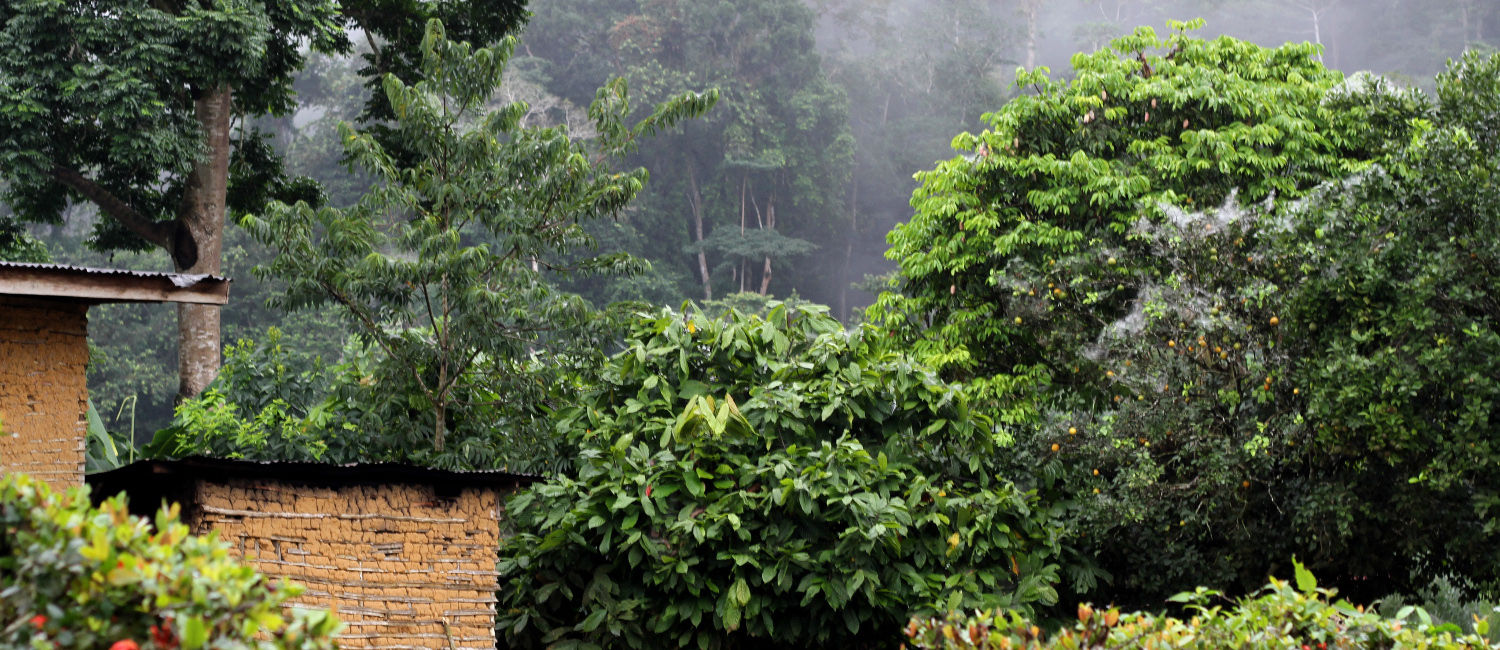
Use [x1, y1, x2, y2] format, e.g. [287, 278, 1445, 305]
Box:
[0, 473, 339, 649]
[905, 563, 1499, 650]
[496, 303, 1067, 649]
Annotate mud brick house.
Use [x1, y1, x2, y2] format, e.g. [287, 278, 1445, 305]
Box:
[90, 457, 535, 650]
[0, 262, 228, 490]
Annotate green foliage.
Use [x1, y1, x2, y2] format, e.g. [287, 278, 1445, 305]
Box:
[147, 389, 331, 463]
[522, 0, 853, 304]
[873, 22, 1423, 422]
[33, 215, 348, 438]
[0, 218, 49, 262]
[83, 399, 126, 473]
[0, 0, 347, 251]
[147, 331, 571, 471]
[497, 304, 1066, 649]
[906, 563, 1498, 649]
[1036, 51, 1500, 601]
[1380, 575, 1500, 644]
[0, 473, 340, 649]
[869, 23, 1500, 604]
[243, 19, 716, 456]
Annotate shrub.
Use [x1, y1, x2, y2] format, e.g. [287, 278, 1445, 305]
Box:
[1380, 575, 1500, 645]
[0, 473, 339, 649]
[496, 304, 1067, 649]
[905, 562, 1498, 650]
[148, 331, 578, 472]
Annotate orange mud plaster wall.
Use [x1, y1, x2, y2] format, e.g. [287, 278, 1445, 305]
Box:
[188, 478, 507, 650]
[0, 298, 88, 490]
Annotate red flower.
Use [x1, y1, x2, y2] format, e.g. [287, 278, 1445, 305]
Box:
[151, 624, 177, 648]
[109, 641, 139, 650]
[29, 615, 45, 630]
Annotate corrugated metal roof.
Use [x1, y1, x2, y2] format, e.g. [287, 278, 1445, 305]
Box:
[0, 261, 230, 304]
[87, 456, 542, 496]
[0, 260, 229, 284]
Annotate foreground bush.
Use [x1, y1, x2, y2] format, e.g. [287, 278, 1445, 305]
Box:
[0, 473, 339, 649]
[497, 304, 1066, 649]
[905, 563, 1498, 649]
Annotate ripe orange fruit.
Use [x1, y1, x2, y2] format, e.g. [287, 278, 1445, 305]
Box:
[1051, 443, 1060, 452]
[1269, 316, 1280, 326]
[1069, 427, 1078, 435]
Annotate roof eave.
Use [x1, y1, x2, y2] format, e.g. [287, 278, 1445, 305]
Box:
[0, 265, 229, 305]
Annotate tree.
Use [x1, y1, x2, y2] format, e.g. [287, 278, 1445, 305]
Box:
[873, 21, 1415, 431]
[0, 0, 529, 401]
[870, 23, 1434, 602]
[1030, 54, 1500, 604]
[0, 0, 347, 398]
[812, 0, 1016, 319]
[242, 20, 716, 456]
[520, 0, 854, 306]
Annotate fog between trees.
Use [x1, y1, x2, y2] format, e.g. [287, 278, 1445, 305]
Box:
[10, 0, 1494, 437]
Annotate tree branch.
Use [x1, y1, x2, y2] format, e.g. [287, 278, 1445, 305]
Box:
[51, 166, 174, 249]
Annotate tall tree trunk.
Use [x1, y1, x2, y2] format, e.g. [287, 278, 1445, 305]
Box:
[740, 174, 748, 294]
[759, 199, 774, 296]
[840, 179, 857, 322]
[1022, 0, 1039, 69]
[174, 86, 232, 401]
[687, 166, 712, 300]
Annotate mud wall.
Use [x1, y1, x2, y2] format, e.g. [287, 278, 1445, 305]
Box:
[0, 298, 89, 490]
[189, 478, 506, 650]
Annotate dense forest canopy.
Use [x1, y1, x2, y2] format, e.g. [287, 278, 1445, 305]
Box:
[4, 0, 1489, 434]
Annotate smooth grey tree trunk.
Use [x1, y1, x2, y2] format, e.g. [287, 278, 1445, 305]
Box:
[174, 86, 231, 401]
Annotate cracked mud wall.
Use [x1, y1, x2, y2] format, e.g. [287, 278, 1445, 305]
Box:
[188, 478, 508, 650]
[0, 298, 89, 490]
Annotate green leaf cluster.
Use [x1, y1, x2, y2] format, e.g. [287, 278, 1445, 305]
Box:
[869, 23, 1500, 604]
[873, 22, 1423, 425]
[0, 473, 339, 649]
[905, 561, 1498, 649]
[1030, 51, 1500, 602]
[496, 303, 1066, 648]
